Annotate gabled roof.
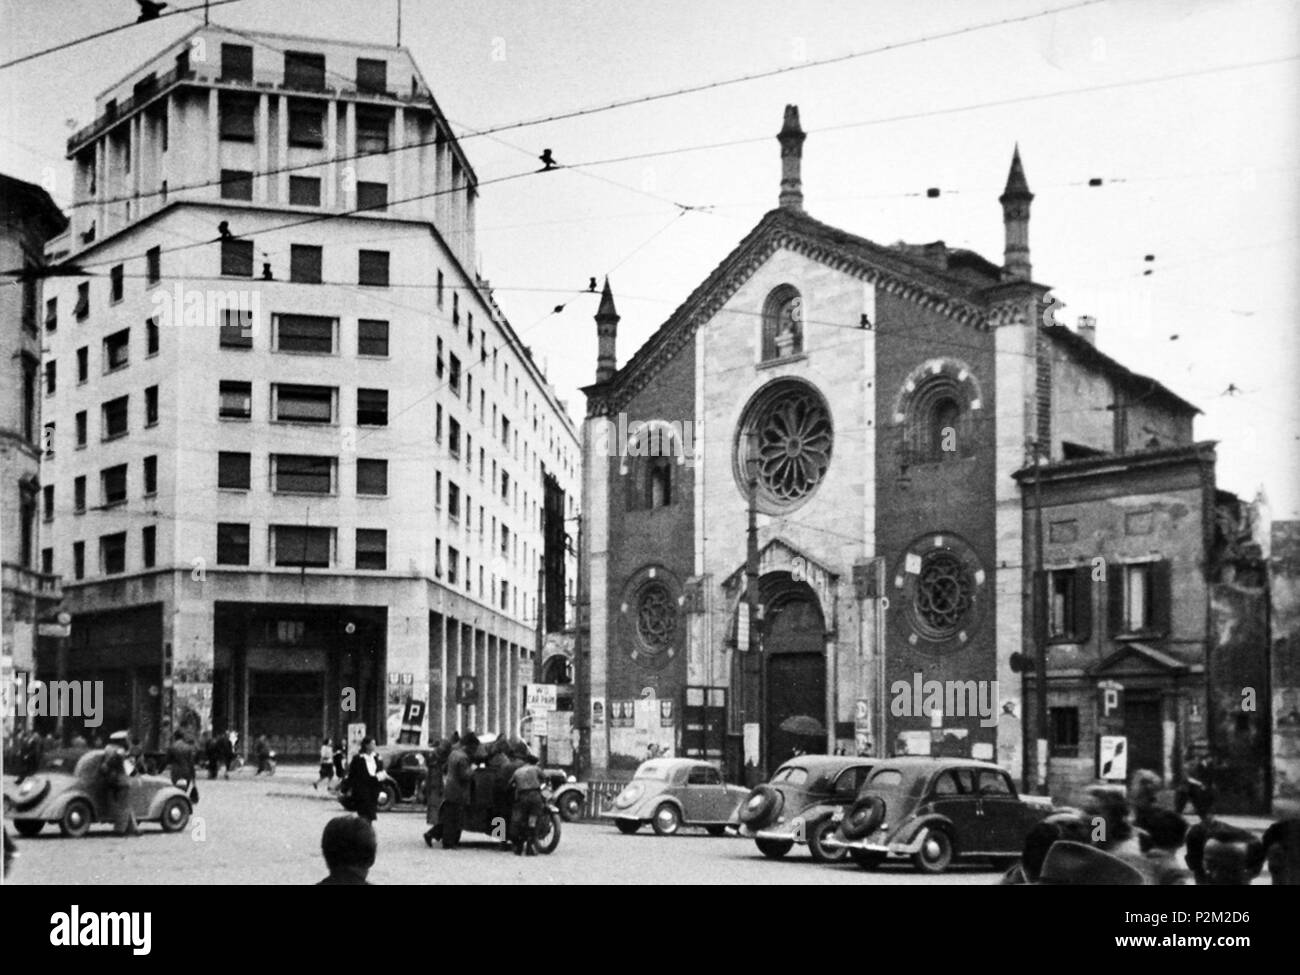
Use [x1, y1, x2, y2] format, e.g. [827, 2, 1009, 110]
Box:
[1090, 641, 1189, 676]
[0, 173, 68, 240]
[588, 206, 1001, 414]
[1042, 324, 1200, 416]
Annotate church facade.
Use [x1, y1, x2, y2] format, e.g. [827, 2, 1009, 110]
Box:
[576, 106, 1222, 793]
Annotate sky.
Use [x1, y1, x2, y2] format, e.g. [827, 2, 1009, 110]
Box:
[3, 0, 1298, 518]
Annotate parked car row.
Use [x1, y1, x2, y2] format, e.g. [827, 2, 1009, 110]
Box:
[593, 755, 1061, 875]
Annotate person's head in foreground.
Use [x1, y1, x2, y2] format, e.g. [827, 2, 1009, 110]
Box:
[318, 814, 377, 885]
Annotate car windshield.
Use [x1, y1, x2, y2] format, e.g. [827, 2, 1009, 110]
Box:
[633, 761, 673, 781]
[770, 765, 808, 787]
[865, 768, 929, 801]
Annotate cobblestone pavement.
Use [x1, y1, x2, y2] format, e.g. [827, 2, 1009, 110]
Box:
[5, 766, 1000, 885]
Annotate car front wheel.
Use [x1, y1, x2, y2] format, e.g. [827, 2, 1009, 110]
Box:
[160, 796, 191, 832]
[377, 781, 400, 812]
[615, 819, 641, 835]
[60, 798, 94, 838]
[756, 837, 793, 859]
[14, 820, 44, 838]
[912, 827, 954, 874]
[651, 803, 682, 836]
[558, 792, 583, 822]
[808, 818, 849, 863]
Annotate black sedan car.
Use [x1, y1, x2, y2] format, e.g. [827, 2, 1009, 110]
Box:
[738, 756, 874, 862]
[338, 745, 436, 813]
[822, 757, 1057, 873]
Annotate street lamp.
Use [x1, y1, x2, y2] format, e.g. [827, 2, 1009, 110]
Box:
[744, 432, 765, 780]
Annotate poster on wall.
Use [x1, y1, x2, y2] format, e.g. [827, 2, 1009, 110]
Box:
[897, 730, 932, 756]
[1099, 735, 1128, 781]
[591, 697, 605, 729]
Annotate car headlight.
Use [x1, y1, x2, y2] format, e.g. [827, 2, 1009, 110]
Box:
[567, 775, 577, 784]
[615, 783, 644, 807]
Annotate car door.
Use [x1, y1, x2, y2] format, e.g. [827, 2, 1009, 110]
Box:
[926, 769, 981, 847]
[975, 769, 1024, 854]
[832, 765, 872, 808]
[684, 764, 728, 821]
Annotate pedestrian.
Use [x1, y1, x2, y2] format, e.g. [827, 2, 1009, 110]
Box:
[127, 736, 145, 775]
[17, 728, 44, 783]
[1138, 808, 1193, 885]
[101, 731, 139, 836]
[345, 736, 385, 822]
[1035, 841, 1150, 885]
[316, 815, 377, 885]
[422, 738, 449, 846]
[1175, 751, 1216, 821]
[313, 737, 335, 791]
[1127, 768, 1163, 833]
[1261, 818, 1300, 885]
[508, 748, 548, 856]
[1185, 821, 1265, 885]
[997, 813, 1090, 884]
[332, 739, 347, 781]
[254, 734, 274, 775]
[1081, 784, 1154, 881]
[164, 730, 198, 803]
[216, 728, 235, 779]
[433, 731, 477, 849]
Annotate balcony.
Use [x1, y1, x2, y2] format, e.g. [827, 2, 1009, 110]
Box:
[68, 62, 435, 155]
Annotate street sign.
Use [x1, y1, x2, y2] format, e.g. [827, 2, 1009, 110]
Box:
[37, 623, 71, 638]
[1099, 735, 1128, 781]
[524, 683, 557, 709]
[455, 675, 479, 704]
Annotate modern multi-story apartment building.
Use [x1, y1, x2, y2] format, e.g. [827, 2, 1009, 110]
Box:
[1, 174, 67, 740]
[40, 26, 580, 756]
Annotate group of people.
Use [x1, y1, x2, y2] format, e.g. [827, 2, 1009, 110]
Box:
[997, 766, 1299, 885]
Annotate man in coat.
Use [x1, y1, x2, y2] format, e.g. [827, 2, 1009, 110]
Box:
[438, 732, 478, 849]
[101, 731, 139, 836]
[164, 730, 197, 800]
[345, 737, 385, 822]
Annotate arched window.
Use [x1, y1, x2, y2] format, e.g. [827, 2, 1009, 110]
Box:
[648, 457, 672, 507]
[927, 396, 961, 461]
[622, 421, 682, 510]
[762, 285, 803, 361]
[898, 369, 976, 465]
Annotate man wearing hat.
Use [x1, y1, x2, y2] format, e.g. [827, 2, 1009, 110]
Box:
[508, 748, 548, 856]
[435, 731, 478, 849]
[1036, 841, 1151, 884]
[102, 731, 139, 836]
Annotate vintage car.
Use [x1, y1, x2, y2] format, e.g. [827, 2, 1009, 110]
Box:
[601, 758, 749, 836]
[426, 761, 562, 853]
[337, 745, 436, 813]
[738, 756, 875, 861]
[546, 771, 587, 822]
[822, 757, 1056, 873]
[4, 749, 193, 838]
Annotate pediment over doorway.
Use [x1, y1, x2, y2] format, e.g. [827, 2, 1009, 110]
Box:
[1089, 641, 1189, 678]
[721, 537, 838, 617]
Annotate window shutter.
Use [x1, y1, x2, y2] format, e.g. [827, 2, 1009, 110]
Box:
[1107, 565, 1125, 636]
[1072, 564, 1093, 643]
[1151, 559, 1172, 636]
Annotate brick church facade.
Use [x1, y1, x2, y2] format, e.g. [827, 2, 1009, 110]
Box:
[576, 106, 1263, 804]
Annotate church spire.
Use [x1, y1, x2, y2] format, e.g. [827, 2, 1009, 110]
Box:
[594, 277, 619, 384]
[778, 104, 806, 213]
[999, 144, 1033, 282]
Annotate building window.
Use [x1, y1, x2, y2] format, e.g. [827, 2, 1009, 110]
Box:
[1046, 567, 1092, 642]
[146, 246, 161, 285]
[449, 354, 461, 394]
[356, 458, 387, 496]
[447, 546, 459, 585]
[221, 43, 254, 82]
[110, 264, 124, 302]
[22, 356, 38, 443]
[272, 454, 335, 494]
[273, 383, 334, 423]
[217, 523, 250, 565]
[20, 272, 37, 333]
[448, 417, 461, 458]
[41, 548, 54, 574]
[76, 410, 87, 446]
[42, 485, 54, 522]
[218, 451, 251, 490]
[221, 239, 254, 277]
[221, 169, 254, 200]
[142, 526, 156, 569]
[289, 245, 323, 284]
[104, 328, 130, 371]
[357, 319, 388, 356]
[101, 464, 128, 507]
[435, 404, 442, 441]
[357, 388, 388, 426]
[45, 297, 57, 332]
[736, 379, 832, 512]
[448, 481, 460, 521]
[74, 477, 86, 514]
[44, 360, 56, 395]
[145, 385, 158, 426]
[74, 281, 90, 320]
[219, 94, 256, 141]
[356, 57, 387, 94]
[288, 175, 321, 206]
[436, 269, 444, 308]
[436, 338, 444, 378]
[146, 317, 159, 355]
[273, 525, 332, 567]
[356, 529, 387, 570]
[357, 181, 387, 212]
[649, 457, 673, 507]
[1110, 560, 1171, 636]
[219, 380, 253, 419]
[358, 250, 389, 287]
[219, 309, 254, 348]
[761, 285, 803, 361]
[1049, 707, 1080, 758]
[143, 455, 157, 496]
[102, 395, 129, 439]
[77, 347, 88, 383]
[73, 541, 85, 580]
[452, 292, 459, 326]
[288, 101, 325, 148]
[284, 51, 326, 90]
[911, 549, 975, 640]
[356, 111, 389, 155]
[275, 313, 334, 352]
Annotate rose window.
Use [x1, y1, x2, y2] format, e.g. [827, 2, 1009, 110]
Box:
[738, 381, 833, 511]
[913, 551, 975, 637]
[635, 583, 676, 654]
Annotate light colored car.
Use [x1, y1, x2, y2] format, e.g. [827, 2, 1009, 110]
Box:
[4, 749, 193, 838]
[601, 758, 749, 836]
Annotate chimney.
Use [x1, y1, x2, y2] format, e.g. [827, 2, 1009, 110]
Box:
[1076, 315, 1097, 346]
[778, 104, 806, 213]
[1000, 144, 1033, 282]
[594, 277, 619, 384]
